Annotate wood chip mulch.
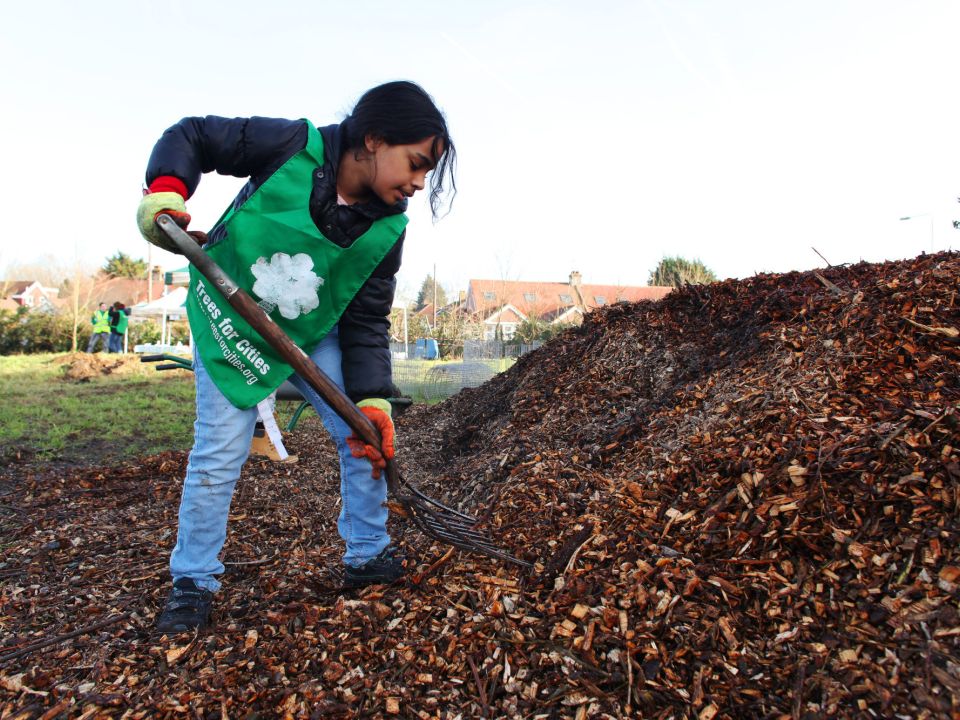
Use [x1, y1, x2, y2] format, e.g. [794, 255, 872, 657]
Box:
[1, 252, 957, 719]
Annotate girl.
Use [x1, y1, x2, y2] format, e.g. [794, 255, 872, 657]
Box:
[136, 81, 456, 633]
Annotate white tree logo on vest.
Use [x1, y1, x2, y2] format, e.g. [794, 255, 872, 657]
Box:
[250, 252, 324, 319]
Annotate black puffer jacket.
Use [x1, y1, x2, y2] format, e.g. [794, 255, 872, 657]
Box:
[145, 116, 405, 401]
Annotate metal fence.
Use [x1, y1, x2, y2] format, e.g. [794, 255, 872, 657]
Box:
[390, 339, 542, 402]
[463, 339, 543, 360]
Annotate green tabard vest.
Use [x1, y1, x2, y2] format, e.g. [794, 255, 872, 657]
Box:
[114, 310, 129, 334]
[186, 121, 408, 409]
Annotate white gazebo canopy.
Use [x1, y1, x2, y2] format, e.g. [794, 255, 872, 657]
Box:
[131, 286, 188, 318]
[131, 287, 189, 350]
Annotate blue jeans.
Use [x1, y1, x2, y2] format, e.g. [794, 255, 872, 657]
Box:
[170, 330, 390, 591]
[108, 331, 124, 353]
[86, 332, 109, 352]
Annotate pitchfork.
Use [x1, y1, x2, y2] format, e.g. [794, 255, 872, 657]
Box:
[156, 215, 530, 568]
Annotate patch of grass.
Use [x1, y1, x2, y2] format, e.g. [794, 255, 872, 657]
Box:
[0, 353, 517, 469]
[0, 353, 195, 468]
[392, 358, 515, 404]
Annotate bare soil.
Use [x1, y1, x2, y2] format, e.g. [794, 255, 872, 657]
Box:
[57, 353, 152, 382]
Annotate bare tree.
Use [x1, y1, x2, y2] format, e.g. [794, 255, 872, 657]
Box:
[2, 254, 70, 288]
[0, 250, 9, 299]
[488, 262, 521, 341]
[519, 281, 558, 322]
[63, 262, 112, 352]
[433, 305, 482, 359]
[0, 255, 110, 351]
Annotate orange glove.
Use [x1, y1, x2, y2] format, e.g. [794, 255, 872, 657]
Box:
[346, 399, 395, 478]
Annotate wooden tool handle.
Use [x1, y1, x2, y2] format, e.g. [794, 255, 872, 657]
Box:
[156, 214, 400, 486]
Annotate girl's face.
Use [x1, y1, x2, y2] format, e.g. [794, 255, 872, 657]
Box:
[365, 136, 442, 206]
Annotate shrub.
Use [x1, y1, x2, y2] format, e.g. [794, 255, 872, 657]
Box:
[170, 322, 191, 345]
[0, 308, 76, 354]
[125, 320, 191, 348]
[128, 320, 161, 346]
[0, 309, 194, 355]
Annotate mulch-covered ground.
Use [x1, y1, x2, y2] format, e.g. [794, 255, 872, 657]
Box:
[1, 252, 957, 719]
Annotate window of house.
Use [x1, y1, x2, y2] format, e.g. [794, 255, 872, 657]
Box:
[523, 292, 536, 302]
[559, 293, 572, 304]
[594, 295, 607, 305]
[483, 291, 495, 301]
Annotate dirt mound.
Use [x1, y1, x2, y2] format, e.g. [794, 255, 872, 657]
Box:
[2, 252, 957, 718]
[57, 352, 145, 381]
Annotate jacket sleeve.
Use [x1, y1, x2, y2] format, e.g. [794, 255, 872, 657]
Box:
[145, 116, 308, 197]
[339, 232, 405, 401]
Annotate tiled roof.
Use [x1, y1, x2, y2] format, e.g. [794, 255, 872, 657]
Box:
[2, 275, 171, 310]
[1, 280, 61, 307]
[483, 305, 525, 324]
[465, 276, 671, 321]
[579, 283, 672, 310]
[1, 280, 36, 297]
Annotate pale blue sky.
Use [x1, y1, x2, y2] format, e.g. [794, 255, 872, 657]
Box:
[2, 0, 958, 301]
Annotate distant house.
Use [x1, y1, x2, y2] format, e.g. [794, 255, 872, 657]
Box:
[464, 271, 672, 340]
[0, 269, 171, 315]
[415, 302, 437, 327]
[0, 280, 61, 311]
[96, 273, 168, 307]
[411, 292, 469, 330]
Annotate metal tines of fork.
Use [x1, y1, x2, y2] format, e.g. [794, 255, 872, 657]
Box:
[396, 483, 533, 568]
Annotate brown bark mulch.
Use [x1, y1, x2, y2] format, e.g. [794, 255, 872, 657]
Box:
[1, 252, 957, 719]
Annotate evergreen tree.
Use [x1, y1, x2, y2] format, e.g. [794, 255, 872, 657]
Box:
[103, 251, 148, 279]
[414, 274, 448, 310]
[648, 256, 717, 288]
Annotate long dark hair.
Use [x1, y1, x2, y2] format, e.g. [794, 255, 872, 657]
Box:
[343, 81, 457, 219]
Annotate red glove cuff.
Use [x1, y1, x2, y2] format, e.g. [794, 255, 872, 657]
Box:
[148, 176, 189, 199]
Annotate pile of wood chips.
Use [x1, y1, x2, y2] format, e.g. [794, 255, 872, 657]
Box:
[1, 252, 957, 719]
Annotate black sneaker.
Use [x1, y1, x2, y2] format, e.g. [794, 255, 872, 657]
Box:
[343, 546, 405, 588]
[156, 578, 214, 633]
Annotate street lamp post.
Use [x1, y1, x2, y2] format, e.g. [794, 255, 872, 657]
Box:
[899, 213, 934, 253]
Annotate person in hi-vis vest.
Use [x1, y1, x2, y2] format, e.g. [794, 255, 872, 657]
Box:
[137, 81, 456, 633]
[86, 302, 111, 352]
